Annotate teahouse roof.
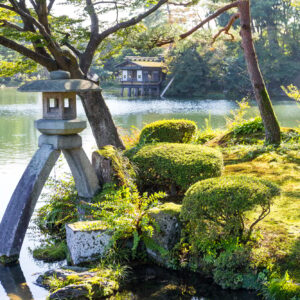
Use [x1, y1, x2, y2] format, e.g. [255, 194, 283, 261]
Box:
[116, 56, 166, 69]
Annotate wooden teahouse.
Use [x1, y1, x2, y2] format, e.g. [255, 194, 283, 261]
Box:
[116, 56, 166, 97]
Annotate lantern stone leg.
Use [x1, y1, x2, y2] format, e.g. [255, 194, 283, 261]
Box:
[63, 147, 99, 198]
[0, 144, 61, 263]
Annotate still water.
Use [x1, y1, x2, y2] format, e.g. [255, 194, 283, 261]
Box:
[0, 88, 298, 299]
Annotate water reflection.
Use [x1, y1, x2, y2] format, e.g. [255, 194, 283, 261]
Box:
[0, 264, 33, 300]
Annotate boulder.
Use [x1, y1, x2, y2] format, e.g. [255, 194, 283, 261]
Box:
[146, 203, 182, 265]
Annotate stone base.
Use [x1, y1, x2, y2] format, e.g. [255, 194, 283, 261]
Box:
[38, 134, 82, 149]
[66, 221, 112, 265]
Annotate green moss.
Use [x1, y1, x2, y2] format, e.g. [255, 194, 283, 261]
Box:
[139, 119, 197, 144]
[33, 242, 67, 262]
[130, 143, 223, 193]
[150, 202, 182, 217]
[69, 220, 108, 232]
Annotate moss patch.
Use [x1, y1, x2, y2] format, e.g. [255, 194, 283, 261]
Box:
[222, 143, 300, 283]
[150, 202, 182, 217]
[68, 220, 108, 232]
[139, 119, 197, 144]
[130, 143, 223, 193]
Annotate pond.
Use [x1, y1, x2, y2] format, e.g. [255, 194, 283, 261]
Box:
[0, 88, 298, 299]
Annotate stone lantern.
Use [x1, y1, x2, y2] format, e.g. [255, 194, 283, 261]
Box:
[0, 71, 100, 264]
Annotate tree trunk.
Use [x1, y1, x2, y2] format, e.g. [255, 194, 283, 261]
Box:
[239, 0, 281, 145]
[78, 90, 125, 149]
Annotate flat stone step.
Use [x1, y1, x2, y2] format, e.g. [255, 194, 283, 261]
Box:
[66, 221, 111, 265]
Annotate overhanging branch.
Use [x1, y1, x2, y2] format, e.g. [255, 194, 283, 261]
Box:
[157, 0, 240, 46]
[0, 35, 57, 70]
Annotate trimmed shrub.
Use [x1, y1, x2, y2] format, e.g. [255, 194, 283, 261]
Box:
[139, 119, 197, 144]
[181, 175, 280, 250]
[130, 143, 223, 193]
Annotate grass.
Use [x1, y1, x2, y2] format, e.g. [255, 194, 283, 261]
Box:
[32, 241, 67, 262]
[221, 143, 300, 283]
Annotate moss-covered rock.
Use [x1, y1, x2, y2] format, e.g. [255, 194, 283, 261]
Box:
[139, 119, 197, 144]
[181, 175, 280, 249]
[130, 143, 223, 193]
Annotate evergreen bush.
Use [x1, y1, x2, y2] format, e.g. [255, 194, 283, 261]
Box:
[139, 119, 197, 144]
[129, 143, 223, 192]
[181, 175, 280, 250]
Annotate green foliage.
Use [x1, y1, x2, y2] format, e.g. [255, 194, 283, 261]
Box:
[32, 241, 67, 262]
[139, 119, 197, 144]
[233, 117, 265, 136]
[90, 184, 166, 260]
[129, 143, 223, 193]
[34, 176, 79, 241]
[262, 272, 300, 300]
[181, 175, 280, 251]
[226, 98, 251, 130]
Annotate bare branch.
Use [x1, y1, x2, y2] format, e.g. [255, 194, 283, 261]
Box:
[86, 0, 99, 35]
[0, 19, 25, 31]
[157, 0, 240, 46]
[211, 12, 240, 44]
[98, 0, 168, 40]
[0, 3, 16, 12]
[47, 0, 55, 13]
[0, 35, 57, 70]
[63, 41, 83, 58]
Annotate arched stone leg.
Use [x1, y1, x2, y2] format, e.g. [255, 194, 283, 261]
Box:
[0, 144, 60, 262]
[62, 148, 100, 199]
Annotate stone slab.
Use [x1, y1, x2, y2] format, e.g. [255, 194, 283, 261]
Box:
[39, 134, 82, 149]
[66, 221, 111, 265]
[35, 119, 86, 135]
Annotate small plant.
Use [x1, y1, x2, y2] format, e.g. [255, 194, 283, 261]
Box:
[34, 175, 79, 240]
[139, 119, 197, 144]
[181, 175, 280, 252]
[262, 272, 300, 300]
[129, 143, 223, 193]
[233, 117, 265, 136]
[32, 241, 67, 262]
[226, 97, 251, 130]
[90, 184, 166, 260]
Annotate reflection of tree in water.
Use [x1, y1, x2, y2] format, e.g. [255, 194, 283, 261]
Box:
[0, 264, 34, 300]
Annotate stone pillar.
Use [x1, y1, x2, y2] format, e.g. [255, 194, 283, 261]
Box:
[156, 87, 160, 97]
[0, 144, 61, 261]
[128, 88, 131, 97]
[121, 87, 124, 97]
[63, 148, 99, 198]
[141, 87, 145, 96]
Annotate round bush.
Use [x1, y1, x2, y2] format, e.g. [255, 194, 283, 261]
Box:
[181, 175, 280, 248]
[130, 143, 223, 192]
[139, 119, 197, 144]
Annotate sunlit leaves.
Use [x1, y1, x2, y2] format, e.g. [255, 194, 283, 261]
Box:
[0, 58, 38, 77]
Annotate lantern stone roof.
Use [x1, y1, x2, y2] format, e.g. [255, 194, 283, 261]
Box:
[18, 70, 101, 93]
